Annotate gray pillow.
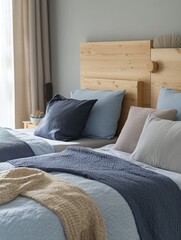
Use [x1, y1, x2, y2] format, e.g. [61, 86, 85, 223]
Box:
[157, 87, 181, 120]
[71, 89, 125, 139]
[114, 106, 177, 153]
[131, 115, 181, 174]
[35, 94, 97, 141]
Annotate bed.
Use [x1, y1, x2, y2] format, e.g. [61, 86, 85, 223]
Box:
[0, 144, 181, 240]
[1, 41, 151, 161]
[0, 40, 181, 240]
[0, 78, 142, 161]
[0, 78, 143, 161]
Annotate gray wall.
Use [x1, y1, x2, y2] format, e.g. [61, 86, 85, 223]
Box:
[49, 0, 181, 97]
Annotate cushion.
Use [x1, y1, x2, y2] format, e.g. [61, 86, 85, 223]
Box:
[157, 87, 181, 120]
[131, 115, 181, 174]
[71, 89, 125, 139]
[34, 94, 97, 141]
[114, 106, 177, 153]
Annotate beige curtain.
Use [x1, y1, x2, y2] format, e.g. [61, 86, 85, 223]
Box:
[13, 0, 51, 128]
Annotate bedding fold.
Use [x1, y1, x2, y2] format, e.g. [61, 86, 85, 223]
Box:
[0, 167, 106, 240]
[10, 146, 181, 240]
[0, 128, 35, 161]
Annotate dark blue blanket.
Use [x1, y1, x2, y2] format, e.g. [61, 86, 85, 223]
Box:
[0, 128, 35, 162]
[9, 146, 181, 240]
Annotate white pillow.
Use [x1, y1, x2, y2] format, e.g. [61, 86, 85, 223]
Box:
[114, 107, 177, 153]
[131, 115, 181, 173]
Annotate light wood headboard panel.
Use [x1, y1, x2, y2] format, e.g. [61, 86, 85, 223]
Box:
[80, 40, 152, 108]
[151, 48, 181, 108]
[81, 78, 143, 133]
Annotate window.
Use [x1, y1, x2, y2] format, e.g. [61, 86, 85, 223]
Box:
[0, 0, 14, 128]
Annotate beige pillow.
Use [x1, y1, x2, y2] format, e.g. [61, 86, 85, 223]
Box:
[131, 115, 181, 174]
[114, 107, 177, 153]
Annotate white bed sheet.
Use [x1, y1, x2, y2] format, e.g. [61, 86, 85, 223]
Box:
[16, 128, 117, 152]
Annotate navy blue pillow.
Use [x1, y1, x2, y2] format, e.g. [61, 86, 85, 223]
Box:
[34, 95, 97, 141]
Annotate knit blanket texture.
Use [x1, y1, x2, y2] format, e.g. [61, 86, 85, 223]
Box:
[0, 167, 106, 240]
[9, 146, 181, 240]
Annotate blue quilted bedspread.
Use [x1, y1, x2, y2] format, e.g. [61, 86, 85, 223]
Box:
[9, 146, 181, 240]
[0, 128, 35, 162]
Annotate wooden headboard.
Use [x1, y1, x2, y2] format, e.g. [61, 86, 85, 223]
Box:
[151, 48, 181, 108]
[80, 40, 181, 134]
[80, 40, 152, 133]
[80, 40, 152, 106]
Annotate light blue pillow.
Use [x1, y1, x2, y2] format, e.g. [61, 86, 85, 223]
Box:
[71, 89, 125, 139]
[157, 87, 181, 120]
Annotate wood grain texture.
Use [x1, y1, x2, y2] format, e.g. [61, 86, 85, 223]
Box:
[80, 40, 152, 108]
[81, 77, 143, 134]
[151, 48, 181, 108]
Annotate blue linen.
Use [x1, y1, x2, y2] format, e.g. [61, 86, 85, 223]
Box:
[9, 129, 54, 155]
[10, 146, 181, 240]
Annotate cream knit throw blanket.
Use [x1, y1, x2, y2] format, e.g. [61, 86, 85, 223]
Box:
[0, 167, 106, 240]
